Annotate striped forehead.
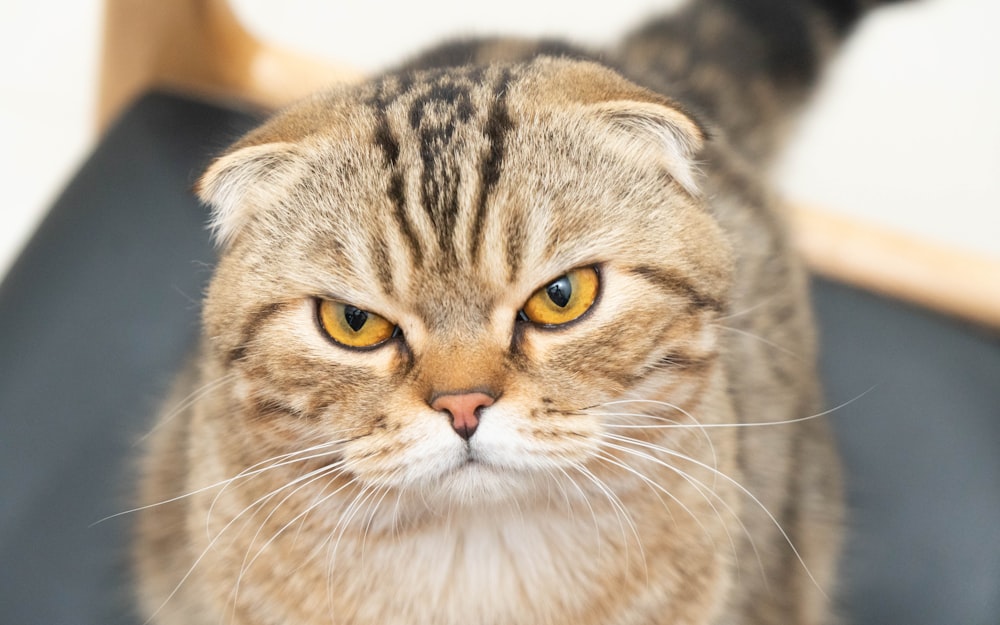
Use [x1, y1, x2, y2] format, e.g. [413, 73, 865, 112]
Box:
[282, 67, 677, 333]
[363, 67, 514, 277]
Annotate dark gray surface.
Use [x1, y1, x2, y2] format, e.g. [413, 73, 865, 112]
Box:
[814, 279, 1000, 624]
[1, 92, 997, 624]
[0, 94, 260, 625]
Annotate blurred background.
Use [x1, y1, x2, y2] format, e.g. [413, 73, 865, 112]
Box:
[1, 0, 998, 280]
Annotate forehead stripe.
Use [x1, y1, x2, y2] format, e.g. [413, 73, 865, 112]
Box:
[388, 171, 424, 267]
[472, 69, 514, 265]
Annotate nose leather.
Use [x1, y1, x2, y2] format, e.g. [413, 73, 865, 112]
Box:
[431, 392, 494, 440]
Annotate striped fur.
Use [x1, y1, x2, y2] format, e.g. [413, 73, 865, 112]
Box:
[134, 1, 900, 623]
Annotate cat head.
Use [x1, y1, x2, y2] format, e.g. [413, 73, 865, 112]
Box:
[196, 57, 732, 506]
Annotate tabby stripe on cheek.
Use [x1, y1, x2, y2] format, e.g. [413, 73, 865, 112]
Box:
[656, 350, 717, 372]
[471, 70, 513, 263]
[227, 302, 286, 364]
[627, 265, 723, 311]
[248, 396, 309, 421]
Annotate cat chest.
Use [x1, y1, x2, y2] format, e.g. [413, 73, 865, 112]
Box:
[327, 516, 612, 624]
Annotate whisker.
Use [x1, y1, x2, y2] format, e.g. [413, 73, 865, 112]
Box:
[230, 464, 354, 613]
[360, 484, 394, 563]
[595, 439, 762, 584]
[712, 297, 776, 323]
[140, 432, 368, 624]
[712, 324, 804, 362]
[136, 372, 239, 444]
[593, 450, 710, 544]
[203, 431, 364, 537]
[331, 481, 382, 561]
[325, 482, 382, 611]
[569, 462, 647, 580]
[593, 388, 875, 431]
[602, 432, 824, 597]
[546, 463, 604, 557]
[91, 436, 355, 527]
[238, 460, 348, 568]
[388, 486, 406, 543]
[584, 398, 720, 474]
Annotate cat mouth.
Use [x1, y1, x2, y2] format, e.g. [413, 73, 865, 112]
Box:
[445, 455, 509, 487]
[458, 449, 483, 468]
[451, 449, 498, 474]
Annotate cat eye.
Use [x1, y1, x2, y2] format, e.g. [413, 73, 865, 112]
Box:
[316, 299, 399, 349]
[521, 266, 600, 327]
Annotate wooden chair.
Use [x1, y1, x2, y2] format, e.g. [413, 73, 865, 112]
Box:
[1, 1, 997, 623]
[97, 0, 1000, 329]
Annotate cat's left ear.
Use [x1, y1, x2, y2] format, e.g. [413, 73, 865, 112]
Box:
[588, 99, 705, 195]
[196, 141, 306, 247]
[530, 59, 707, 196]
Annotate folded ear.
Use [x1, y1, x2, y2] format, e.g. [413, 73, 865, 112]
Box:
[589, 99, 705, 195]
[195, 142, 305, 247]
[527, 58, 707, 195]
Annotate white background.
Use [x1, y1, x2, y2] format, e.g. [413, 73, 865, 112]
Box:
[1, 0, 998, 279]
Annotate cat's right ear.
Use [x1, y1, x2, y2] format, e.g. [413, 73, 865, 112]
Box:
[196, 142, 305, 248]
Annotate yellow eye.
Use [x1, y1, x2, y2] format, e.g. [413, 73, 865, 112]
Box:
[317, 300, 398, 348]
[521, 266, 600, 327]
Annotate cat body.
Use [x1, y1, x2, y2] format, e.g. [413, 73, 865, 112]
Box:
[133, 1, 883, 622]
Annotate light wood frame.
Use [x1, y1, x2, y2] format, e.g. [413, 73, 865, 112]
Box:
[98, 0, 1000, 329]
[97, 0, 362, 126]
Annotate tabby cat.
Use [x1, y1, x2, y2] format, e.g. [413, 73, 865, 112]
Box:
[133, 1, 892, 622]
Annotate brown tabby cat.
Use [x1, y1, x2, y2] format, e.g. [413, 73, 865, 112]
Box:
[133, 1, 894, 622]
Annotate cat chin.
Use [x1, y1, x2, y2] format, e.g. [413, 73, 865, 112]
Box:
[447, 461, 521, 496]
[406, 459, 552, 511]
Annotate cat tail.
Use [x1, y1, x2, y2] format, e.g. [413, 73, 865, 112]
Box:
[616, 0, 907, 162]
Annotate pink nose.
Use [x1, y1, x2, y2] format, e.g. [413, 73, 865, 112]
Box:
[431, 392, 494, 440]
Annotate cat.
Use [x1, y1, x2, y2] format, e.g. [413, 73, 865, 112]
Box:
[132, 0, 893, 622]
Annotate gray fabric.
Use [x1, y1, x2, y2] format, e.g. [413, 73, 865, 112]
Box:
[0, 93, 997, 624]
[0, 94, 260, 625]
[814, 279, 1000, 624]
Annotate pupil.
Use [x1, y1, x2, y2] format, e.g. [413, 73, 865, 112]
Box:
[343, 306, 369, 332]
[546, 276, 572, 308]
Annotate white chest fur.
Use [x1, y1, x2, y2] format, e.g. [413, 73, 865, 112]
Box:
[333, 508, 612, 624]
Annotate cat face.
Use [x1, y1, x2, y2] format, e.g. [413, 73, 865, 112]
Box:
[198, 59, 733, 507]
